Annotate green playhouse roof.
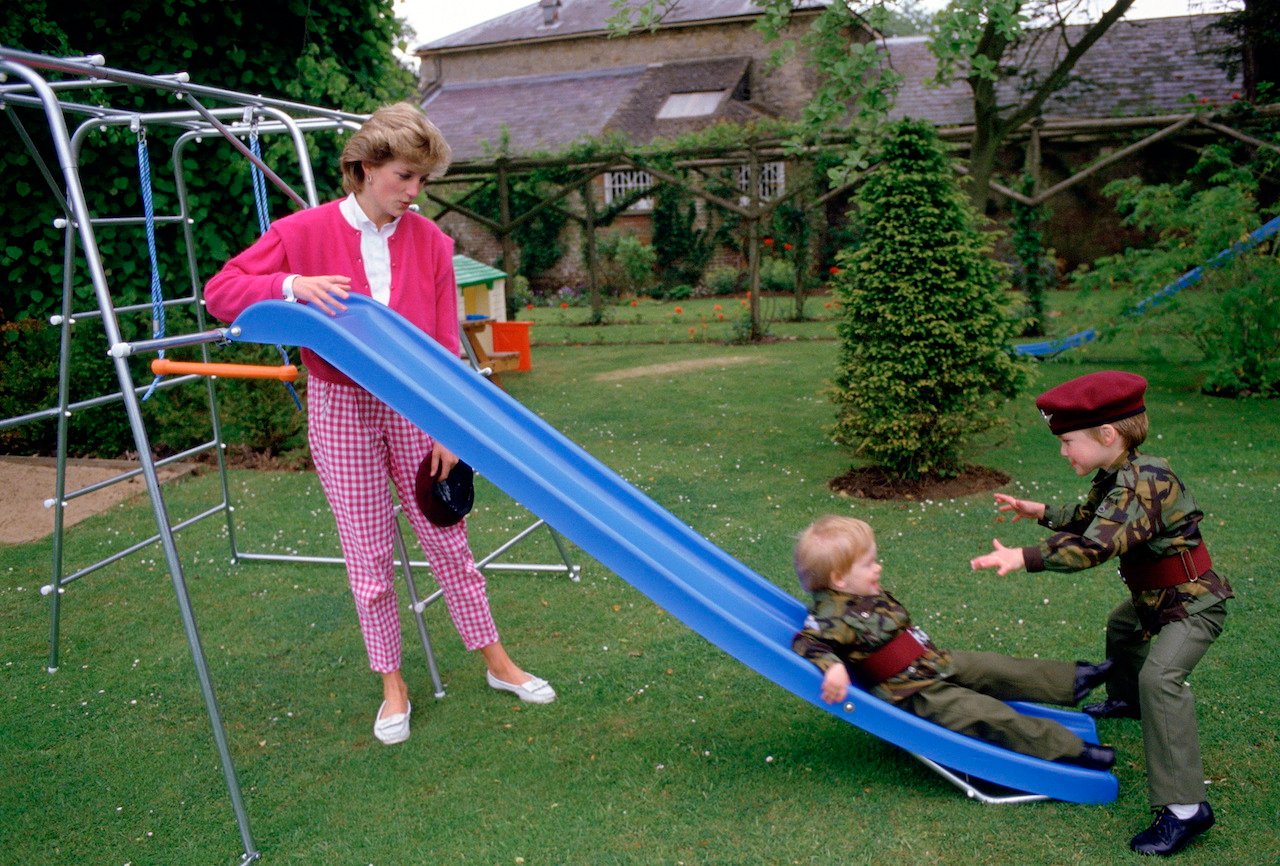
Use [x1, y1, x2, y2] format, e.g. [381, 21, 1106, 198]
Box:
[454, 255, 507, 288]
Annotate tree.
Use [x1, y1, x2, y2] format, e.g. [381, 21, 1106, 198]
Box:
[830, 119, 1028, 479]
[1213, 0, 1280, 102]
[0, 0, 416, 324]
[931, 0, 1137, 210]
[0, 0, 415, 457]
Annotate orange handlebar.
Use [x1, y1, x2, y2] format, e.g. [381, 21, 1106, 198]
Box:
[150, 358, 299, 382]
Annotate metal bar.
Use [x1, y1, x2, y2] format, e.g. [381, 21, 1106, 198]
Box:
[391, 511, 446, 698]
[46, 442, 216, 505]
[0, 373, 201, 431]
[0, 57, 259, 862]
[41, 503, 227, 593]
[178, 93, 308, 208]
[6, 107, 71, 214]
[0, 47, 362, 123]
[50, 293, 198, 324]
[109, 327, 233, 358]
[910, 753, 1051, 805]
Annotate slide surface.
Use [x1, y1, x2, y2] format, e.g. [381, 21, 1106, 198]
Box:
[229, 295, 1118, 804]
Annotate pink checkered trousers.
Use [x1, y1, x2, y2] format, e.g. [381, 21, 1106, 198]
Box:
[307, 377, 499, 673]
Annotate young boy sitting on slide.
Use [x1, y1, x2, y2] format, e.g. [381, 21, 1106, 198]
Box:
[792, 515, 1114, 770]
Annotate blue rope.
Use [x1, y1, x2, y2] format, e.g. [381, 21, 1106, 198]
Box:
[250, 131, 303, 411]
[137, 132, 165, 401]
[249, 132, 271, 236]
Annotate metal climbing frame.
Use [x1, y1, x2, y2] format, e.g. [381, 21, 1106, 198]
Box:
[0, 47, 575, 863]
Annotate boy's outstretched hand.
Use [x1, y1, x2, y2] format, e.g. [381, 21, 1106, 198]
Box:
[821, 664, 851, 704]
[970, 538, 1026, 575]
[993, 492, 1046, 523]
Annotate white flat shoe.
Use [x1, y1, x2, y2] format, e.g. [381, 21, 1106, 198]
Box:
[373, 700, 411, 745]
[486, 670, 556, 704]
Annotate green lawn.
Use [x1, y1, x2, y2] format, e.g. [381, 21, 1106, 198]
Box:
[2, 290, 1276, 865]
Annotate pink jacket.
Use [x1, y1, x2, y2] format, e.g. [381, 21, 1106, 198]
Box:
[204, 200, 459, 386]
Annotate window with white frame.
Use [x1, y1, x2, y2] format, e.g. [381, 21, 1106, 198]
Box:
[736, 161, 786, 201]
[604, 169, 654, 212]
[656, 90, 725, 119]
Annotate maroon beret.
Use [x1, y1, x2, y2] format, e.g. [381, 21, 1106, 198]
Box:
[414, 452, 475, 527]
[1035, 371, 1147, 435]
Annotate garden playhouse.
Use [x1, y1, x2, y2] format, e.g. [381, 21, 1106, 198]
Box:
[1, 48, 1117, 865]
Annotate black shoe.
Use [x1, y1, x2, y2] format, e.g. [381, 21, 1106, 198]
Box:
[1130, 803, 1215, 856]
[1058, 743, 1116, 771]
[1073, 658, 1114, 703]
[1082, 697, 1140, 719]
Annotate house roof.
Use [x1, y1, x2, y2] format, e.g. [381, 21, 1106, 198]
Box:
[888, 14, 1240, 126]
[422, 10, 1242, 161]
[420, 0, 830, 52]
[424, 65, 649, 159]
[424, 56, 768, 160]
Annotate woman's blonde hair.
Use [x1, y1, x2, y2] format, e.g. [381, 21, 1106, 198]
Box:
[794, 515, 876, 592]
[340, 102, 452, 193]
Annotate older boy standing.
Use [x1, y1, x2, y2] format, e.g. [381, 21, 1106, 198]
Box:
[971, 371, 1233, 856]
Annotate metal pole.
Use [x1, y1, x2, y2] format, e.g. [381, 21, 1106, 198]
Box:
[1, 57, 259, 863]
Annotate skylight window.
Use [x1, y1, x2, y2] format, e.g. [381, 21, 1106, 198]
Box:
[656, 90, 725, 119]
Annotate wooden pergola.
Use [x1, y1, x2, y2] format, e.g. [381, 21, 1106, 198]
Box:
[423, 106, 1280, 340]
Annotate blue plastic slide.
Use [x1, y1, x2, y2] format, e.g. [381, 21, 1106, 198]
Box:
[227, 295, 1118, 804]
[1014, 213, 1280, 358]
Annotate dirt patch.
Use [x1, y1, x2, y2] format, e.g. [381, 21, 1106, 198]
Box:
[0, 456, 200, 545]
[829, 464, 1010, 501]
[595, 355, 758, 382]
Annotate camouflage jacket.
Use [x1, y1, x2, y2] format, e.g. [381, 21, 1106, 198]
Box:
[792, 589, 952, 703]
[1023, 449, 1233, 634]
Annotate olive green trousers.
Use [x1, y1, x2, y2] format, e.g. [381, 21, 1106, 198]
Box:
[1102, 598, 1228, 807]
[901, 650, 1083, 761]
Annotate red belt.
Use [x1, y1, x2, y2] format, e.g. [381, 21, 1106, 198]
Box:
[857, 629, 927, 685]
[1120, 543, 1211, 591]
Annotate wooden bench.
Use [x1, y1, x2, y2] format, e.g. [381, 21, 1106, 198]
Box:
[461, 319, 520, 385]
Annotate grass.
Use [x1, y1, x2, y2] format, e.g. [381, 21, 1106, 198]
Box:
[2, 289, 1277, 865]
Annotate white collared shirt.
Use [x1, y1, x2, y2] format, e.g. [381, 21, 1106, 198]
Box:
[282, 194, 401, 305]
[339, 192, 398, 305]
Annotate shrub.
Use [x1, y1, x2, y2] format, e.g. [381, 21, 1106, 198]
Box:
[652, 181, 712, 287]
[0, 310, 307, 460]
[1075, 141, 1280, 397]
[759, 257, 796, 294]
[594, 232, 657, 297]
[703, 264, 742, 296]
[830, 120, 1028, 479]
[506, 275, 533, 320]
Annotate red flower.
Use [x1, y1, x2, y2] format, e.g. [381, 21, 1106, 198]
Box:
[762, 237, 774, 246]
[630, 299, 639, 307]
[525, 303, 535, 310]
[559, 302, 570, 309]
[674, 306, 684, 314]
[1231, 92, 1241, 100]
[687, 327, 696, 335]
[783, 243, 794, 251]
[829, 266, 841, 275]
[1198, 96, 1210, 104]
[713, 304, 722, 312]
